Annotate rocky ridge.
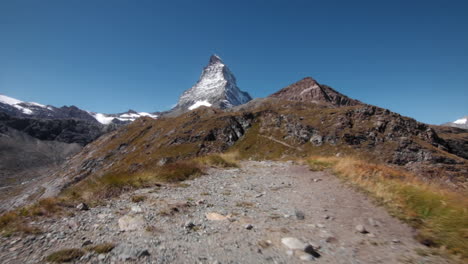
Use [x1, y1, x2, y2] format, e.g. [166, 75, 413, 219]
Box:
[270, 77, 361, 107]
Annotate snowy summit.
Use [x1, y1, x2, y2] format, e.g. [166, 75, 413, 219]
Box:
[172, 55, 252, 113]
[442, 115, 468, 129]
[0, 94, 45, 115]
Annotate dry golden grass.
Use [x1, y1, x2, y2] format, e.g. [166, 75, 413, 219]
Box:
[308, 156, 468, 259]
[86, 242, 115, 254]
[61, 160, 204, 204]
[45, 248, 84, 263]
[131, 195, 146, 203]
[235, 201, 255, 208]
[0, 197, 71, 236]
[194, 153, 240, 168]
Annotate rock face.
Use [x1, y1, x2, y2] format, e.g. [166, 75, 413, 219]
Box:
[269, 77, 361, 107]
[0, 94, 100, 124]
[0, 112, 107, 145]
[442, 116, 468, 129]
[170, 55, 252, 115]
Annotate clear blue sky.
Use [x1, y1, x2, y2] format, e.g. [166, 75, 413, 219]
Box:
[0, 0, 467, 124]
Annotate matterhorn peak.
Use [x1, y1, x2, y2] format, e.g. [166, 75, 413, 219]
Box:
[171, 55, 252, 114]
[209, 54, 223, 64]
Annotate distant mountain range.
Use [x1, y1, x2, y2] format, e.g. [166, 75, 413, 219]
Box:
[0, 94, 158, 125]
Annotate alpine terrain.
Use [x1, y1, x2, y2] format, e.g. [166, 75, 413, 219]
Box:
[0, 94, 158, 211]
[0, 57, 467, 264]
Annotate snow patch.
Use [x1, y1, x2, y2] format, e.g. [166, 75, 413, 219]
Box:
[28, 102, 46, 108]
[0, 94, 23, 105]
[92, 111, 158, 124]
[454, 118, 467, 124]
[0, 94, 35, 114]
[188, 100, 212, 110]
[93, 113, 116, 125]
[138, 112, 158, 118]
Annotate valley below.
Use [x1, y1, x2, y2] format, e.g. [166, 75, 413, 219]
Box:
[0, 161, 457, 264]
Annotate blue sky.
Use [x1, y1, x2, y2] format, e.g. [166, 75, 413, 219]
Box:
[0, 0, 467, 124]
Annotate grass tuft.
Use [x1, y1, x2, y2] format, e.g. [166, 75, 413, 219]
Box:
[45, 248, 85, 263]
[0, 197, 70, 236]
[131, 195, 146, 203]
[86, 242, 115, 254]
[195, 153, 239, 168]
[307, 157, 336, 171]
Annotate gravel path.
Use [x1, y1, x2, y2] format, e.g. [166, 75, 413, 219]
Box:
[0, 161, 452, 263]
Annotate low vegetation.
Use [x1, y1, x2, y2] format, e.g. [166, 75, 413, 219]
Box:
[0, 197, 72, 237]
[307, 156, 468, 259]
[62, 154, 240, 203]
[45, 248, 85, 263]
[194, 153, 239, 168]
[131, 195, 146, 203]
[86, 242, 115, 254]
[0, 154, 237, 236]
[61, 161, 203, 203]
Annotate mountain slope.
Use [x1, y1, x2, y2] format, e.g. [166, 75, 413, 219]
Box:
[0, 127, 82, 203]
[170, 55, 252, 115]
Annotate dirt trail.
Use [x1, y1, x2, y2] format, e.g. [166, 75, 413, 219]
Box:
[0, 161, 452, 263]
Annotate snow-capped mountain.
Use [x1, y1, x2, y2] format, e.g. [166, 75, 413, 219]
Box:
[443, 116, 468, 129]
[90, 110, 158, 125]
[0, 94, 158, 125]
[171, 55, 252, 114]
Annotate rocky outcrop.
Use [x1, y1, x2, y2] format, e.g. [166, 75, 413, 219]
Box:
[0, 112, 110, 145]
[269, 77, 361, 107]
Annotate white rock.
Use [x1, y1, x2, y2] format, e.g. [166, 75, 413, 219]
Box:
[131, 205, 143, 213]
[355, 224, 368, 233]
[206, 212, 229, 221]
[281, 237, 308, 250]
[76, 203, 89, 211]
[299, 253, 315, 261]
